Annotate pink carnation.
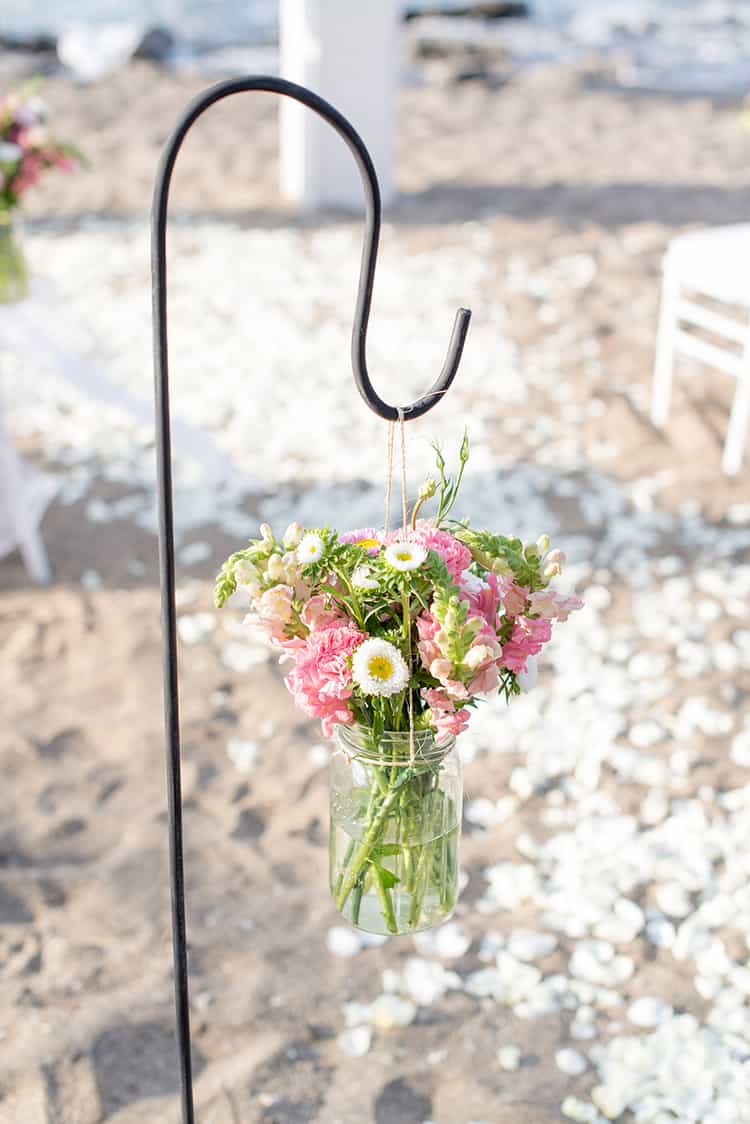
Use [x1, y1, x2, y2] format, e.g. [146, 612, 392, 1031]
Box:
[394, 520, 471, 581]
[422, 688, 471, 738]
[501, 616, 552, 674]
[284, 622, 364, 737]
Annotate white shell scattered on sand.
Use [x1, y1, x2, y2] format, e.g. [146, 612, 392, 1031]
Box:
[627, 996, 673, 1028]
[413, 921, 471, 960]
[225, 739, 261, 773]
[555, 1048, 588, 1076]
[177, 612, 216, 645]
[506, 929, 558, 962]
[497, 1044, 522, 1071]
[337, 1026, 372, 1057]
[326, 927, 364, 959]
[367, 994, 417, 1030]
[220, 642, 269, 671]
[178, 540, 212, 566]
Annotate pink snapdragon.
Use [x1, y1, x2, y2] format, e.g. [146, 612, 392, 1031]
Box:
[416, 610, 441, 669]
[285, 622, 364, 737]
[501, 616, 552, 673]
[528, 589, 584, 622]
[422, 688, 471, 738]
[255, 584, 295, 643]
[300, 594, 343, 632]
[499, 576, 529, 619]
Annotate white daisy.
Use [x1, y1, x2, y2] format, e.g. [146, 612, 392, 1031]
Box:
[297, 532, 324, 564]
[352, 565, 379, 590]
[352, 638, 410, 697]
[384, 541, 428, 572]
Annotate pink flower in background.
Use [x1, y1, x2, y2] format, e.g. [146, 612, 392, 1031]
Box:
[400, 521, 472, 580]
[422, 688, 471, 738]
[285, 622, 364, 737]
[340, 528, 382, 556]
[501, 616, 552, 673]
[499, 576, 529, 619]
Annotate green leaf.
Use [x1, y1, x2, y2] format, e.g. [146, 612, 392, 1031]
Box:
[371, 862, 400, 890]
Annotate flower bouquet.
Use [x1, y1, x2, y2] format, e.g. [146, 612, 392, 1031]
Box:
[0, 84, 84, 302]
[215, 437, 582, 934]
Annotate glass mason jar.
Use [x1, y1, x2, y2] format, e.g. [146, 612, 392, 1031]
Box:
[329, 725, 462, 935]
[0, 211, 28, 304]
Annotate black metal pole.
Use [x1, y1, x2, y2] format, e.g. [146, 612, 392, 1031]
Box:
[151, 76, 471, 1124]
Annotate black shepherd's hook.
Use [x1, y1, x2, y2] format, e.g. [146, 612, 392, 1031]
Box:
[151, 76, 471, 1124]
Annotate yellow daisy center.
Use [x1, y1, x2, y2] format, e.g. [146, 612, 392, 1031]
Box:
[367, 655, 394, 681]
[395, 550, 412, 561]
[356, 538, 380, 550]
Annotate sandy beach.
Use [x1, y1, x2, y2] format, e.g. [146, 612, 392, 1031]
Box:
[2, 45, 750, 1124]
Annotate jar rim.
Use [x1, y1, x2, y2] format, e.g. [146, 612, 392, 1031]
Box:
[334, 723, 455, 763]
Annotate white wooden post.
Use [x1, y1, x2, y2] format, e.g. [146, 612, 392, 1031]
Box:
[722, 356, 750, 475]
[279, 0, 399, 211]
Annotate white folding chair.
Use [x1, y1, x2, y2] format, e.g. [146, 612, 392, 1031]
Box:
[0, 403, 51, 584]
[651, 223, 750, 475]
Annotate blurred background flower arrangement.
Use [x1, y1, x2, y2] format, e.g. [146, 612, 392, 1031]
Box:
[0, 84, 83, 301]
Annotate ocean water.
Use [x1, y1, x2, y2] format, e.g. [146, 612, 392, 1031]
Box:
[4, 0, 750, 94]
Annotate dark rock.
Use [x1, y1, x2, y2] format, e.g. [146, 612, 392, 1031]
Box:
[232, 807, 266, 840]
[0, 885, 33, 924]
[374, 1078, 432, 1124]
[405, 2, 528, 19]
[134, 27, 176, 62]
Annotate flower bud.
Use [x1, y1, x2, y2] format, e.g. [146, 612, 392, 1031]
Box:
[282, 521, 303, 549]
[536, 534, 551, 555]
[544, 548, 565, 567]
[266, 554, 286, 581]
[418, 477, 437, 501]
[542, 561, 561, 580]
[233, 558, 258, 585]
[259, 522, 274, 544]
[491, 557, 512, 576]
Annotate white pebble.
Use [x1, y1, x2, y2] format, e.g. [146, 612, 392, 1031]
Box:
[326, 926, 364, 958]
[507, 930, 558, 961]
[179, 540, 212, 565]
[497, 1044, 522, 1071]
[562, 1096, 599, 1122]
[367, 994, 416, 1029]
[413, 921, 470, 960]
[627, 996, 672, 1028]
[556, 1048, 588, 1076]
[337, 1026, 372, 1057]
[226, 739, 261, 773]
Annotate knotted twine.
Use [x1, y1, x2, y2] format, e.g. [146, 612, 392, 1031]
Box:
[383, 409, 416, 763]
